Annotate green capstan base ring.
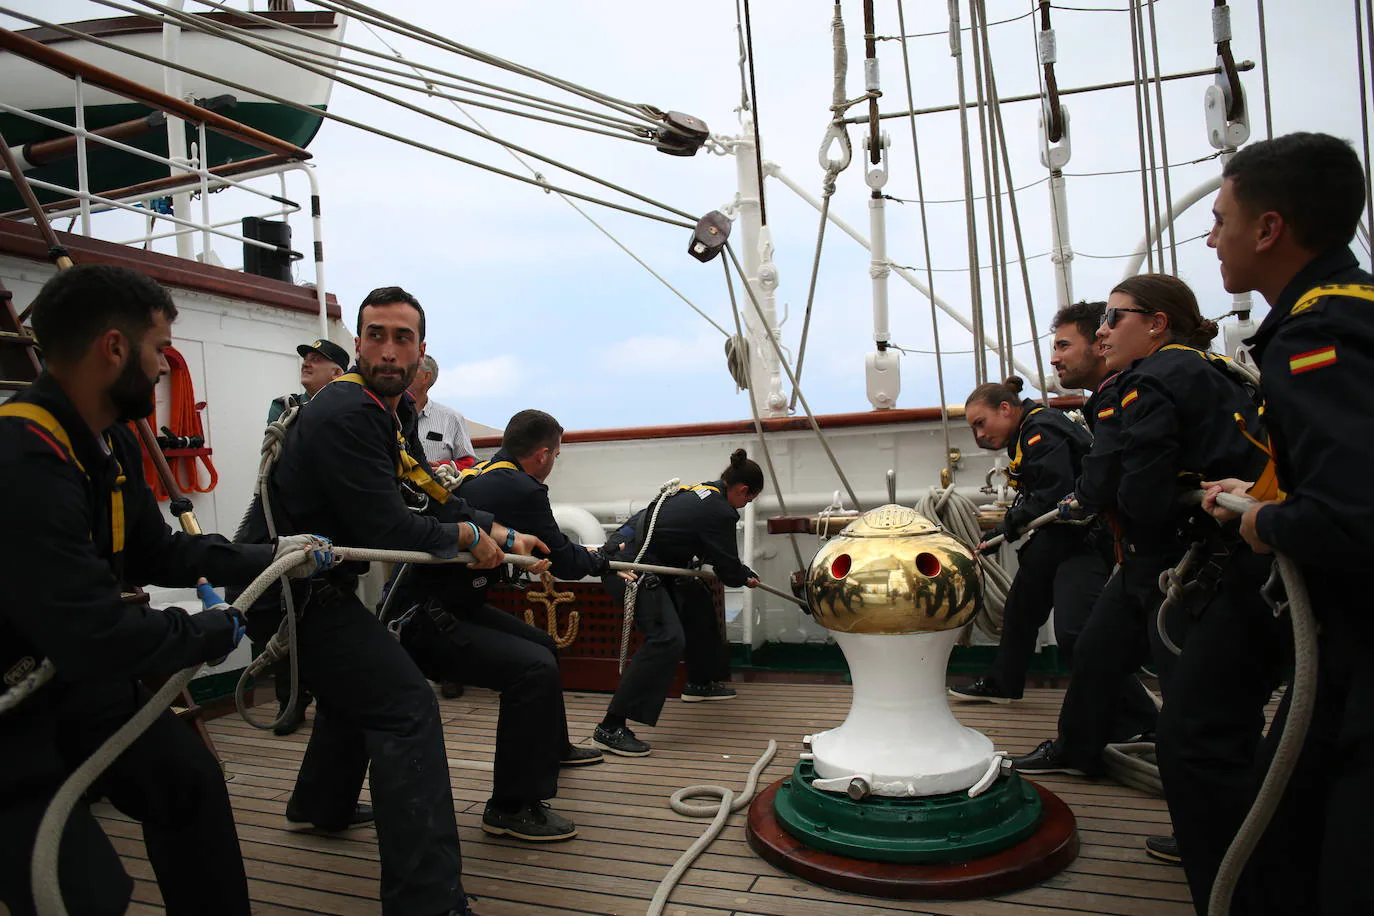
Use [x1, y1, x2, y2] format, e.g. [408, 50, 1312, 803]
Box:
[771, 760, 1042, 864]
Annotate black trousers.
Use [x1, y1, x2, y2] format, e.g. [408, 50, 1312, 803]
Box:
[247, 583, 465, 916]
[1056, 555, 1179, 773]
[400, 602, 567, 804]
[0, 681, 248, 916]
[603, 575, 686, 727]
[1155, 550, 1286, 916]
[990, 526, 1105, 697]
[674, 577, 731, 685]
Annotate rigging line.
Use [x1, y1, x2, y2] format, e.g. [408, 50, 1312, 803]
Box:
[1133, 0, 1167, 272]
[0, 8, 697, 231]
[1032, 0, 1074, 315]
[883, 175, 1050, 204]
[1126, 0, 1157, 273]
[1256, 0, 1273, 138]
[948, 0, 988, 384]
[720, 260, 807, 573]
[724, 243, 862, 511]
[967, 0, 1008, 379]
[1360, 0, 1374, 247]
[887, 7, 1035, 39]
[314, 0, 663, 126]
[113, 0, 698, 223]
[896, 330, 1052, 357]
[1075, 230, 1209, 258]
[741, 0, 769, 225]
[977, 0, 1048, 400]
[892, 250, 1052, 273]
[178, 0, 654, 135]
[1144, 0, 1178, 274]
[734, 0, 750, 112]
[895, 0, 953, 469]
[1066, 151, 1224, 177]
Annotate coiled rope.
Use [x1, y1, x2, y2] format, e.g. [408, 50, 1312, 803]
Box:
[914, 485, 1011, 638]
[618, 478, 680, 673]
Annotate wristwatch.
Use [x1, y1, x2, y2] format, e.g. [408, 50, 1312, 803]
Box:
[504, 528, 518, 550]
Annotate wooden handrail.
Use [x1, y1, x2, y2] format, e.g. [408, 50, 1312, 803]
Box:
[0, 25, 312, 161]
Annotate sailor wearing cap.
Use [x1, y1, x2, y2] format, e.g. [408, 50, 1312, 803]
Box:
[266, 338, 350, 423]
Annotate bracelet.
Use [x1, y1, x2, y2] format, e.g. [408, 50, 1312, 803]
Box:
[465, 521, 481, 549]
[504, 528, 518, 550]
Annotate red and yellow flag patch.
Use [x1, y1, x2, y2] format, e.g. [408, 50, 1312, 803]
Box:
[1096, 406, 1116, 420]
[1121, 389, 1140, 408]
[1289, 345, 1337, 375]
[1026, 433, 1043, 447]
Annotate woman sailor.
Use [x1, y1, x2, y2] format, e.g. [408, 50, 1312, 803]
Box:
[590, 449, 762, 757]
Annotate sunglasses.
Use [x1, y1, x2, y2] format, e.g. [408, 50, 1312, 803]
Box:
[1104, 306, 1155, 329]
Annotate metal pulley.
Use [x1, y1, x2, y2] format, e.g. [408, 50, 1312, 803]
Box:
[655, 111, 711, 156]
[687, 210, 731, 262]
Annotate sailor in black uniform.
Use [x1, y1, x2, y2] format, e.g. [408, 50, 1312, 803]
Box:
[1201, 132, 1374, 916]
[399, 409, 604, 844]
[948, 374, 1100, 704]
[238, 286, 544, 916]
[591, 449, 763, 757]
[0, 266, 332, 916]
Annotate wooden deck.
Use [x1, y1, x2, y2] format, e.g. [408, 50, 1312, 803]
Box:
[99, 683, 1191, 915]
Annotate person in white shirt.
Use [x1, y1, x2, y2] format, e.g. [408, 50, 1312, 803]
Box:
[408, 355, 476, 470]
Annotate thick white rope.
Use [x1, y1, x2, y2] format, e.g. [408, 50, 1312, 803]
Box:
[647, 740, 778, 916]
[618, 479, 680, 673]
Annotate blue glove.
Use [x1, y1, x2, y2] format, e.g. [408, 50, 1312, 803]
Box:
[1057, 495, 1086, 521]
[197, 581, 246, 647]
[274, 534, 337, 578]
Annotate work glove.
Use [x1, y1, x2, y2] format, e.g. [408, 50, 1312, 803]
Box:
[197, 580, 247, 665]
[977, 524, 1007, 555]
[1057, 495, 1088, 521]
[274, 534, 337, 578]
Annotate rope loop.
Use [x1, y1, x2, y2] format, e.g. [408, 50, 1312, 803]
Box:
[818, 121, 852, 175]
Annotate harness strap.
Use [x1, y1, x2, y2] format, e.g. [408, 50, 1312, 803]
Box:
[1007, 405, 1047, 483]
[330, 373, 450, 504]
[455, 457, 520, 485]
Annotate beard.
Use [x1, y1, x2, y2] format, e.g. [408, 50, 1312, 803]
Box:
[110, 353, 158, 422]
[358, 354, 418, 397]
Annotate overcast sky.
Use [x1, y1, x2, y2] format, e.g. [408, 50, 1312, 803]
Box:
[6, 0, 1368, 431]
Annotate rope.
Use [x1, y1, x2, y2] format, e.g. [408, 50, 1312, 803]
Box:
[1356, 0, 1374, 248]
[523, 571, 579, 649]
[647, 740, 777, 916]
[163, 345, 217, 495]
[914, 485, 1010, 638]
[1126, 1, 1156, 273]
[947, 0, 988, 383]
[1255, 0, 1273, 139]
[741, 0, 768, 226]
[619, 479, 680, 674]
[1143, 0, 1178, 274]
[969, 0, 1008, 378]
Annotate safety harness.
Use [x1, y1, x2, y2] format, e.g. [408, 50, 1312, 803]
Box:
[330, 372, 452, 505]
[1004, 405, 1046, 486]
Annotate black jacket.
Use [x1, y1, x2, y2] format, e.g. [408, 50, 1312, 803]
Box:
[1076, 374, 1124, 512]
[1247, 247, 1374, 572]
[412, 449, 601, 609]
[1002, 399, 1092, 536]
[1115, 345, 1267, 552]
[606, 480, 756, 587]
[1, 374, 272, 790]
[261, 371, 492, 572]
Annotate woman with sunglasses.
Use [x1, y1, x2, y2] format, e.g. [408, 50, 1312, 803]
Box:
[1102, 273, 1288, 915]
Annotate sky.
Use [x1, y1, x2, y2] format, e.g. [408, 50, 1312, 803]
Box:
[5, 0, 1369, 432]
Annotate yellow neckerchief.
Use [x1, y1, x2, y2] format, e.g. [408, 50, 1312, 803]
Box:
[331, 372, 451, 504]
[0, 403, 126, 554]
[1006, 405, 1046, 487]
[455, 456, 521, 486]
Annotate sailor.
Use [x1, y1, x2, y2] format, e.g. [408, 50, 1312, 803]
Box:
[238, 286, 544, 916]
[260, 337, 351, 734]
[591, 449, 763, 757]
[1200, 132, 1374, 916]
[0, 265, 332, 916]
[408, 354, 477, 471]
[948, 374, 1098, 704]
[266, 337, 349, 423]
[396, 409, 603, 842]
[1067, 273, 1283, 914]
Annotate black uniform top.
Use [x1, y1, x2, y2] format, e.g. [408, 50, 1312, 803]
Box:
[1, 374, 273, 789]
[1115, 345, 1267, 552]
[607, 481, 757, 588]
[412, 449, 602, 609]
[1001, 399, 1092, 537]
[1247, 247, 1374, 571]
[1076, 373, 1124, 512]
[267, 370, 492, 570]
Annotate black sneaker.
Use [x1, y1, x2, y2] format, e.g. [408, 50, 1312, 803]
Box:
[481, 800, 577, 842]
[285, 801, 374, 832]
[592, 724, 651, 757]
[1008, 739, 1084, 776]
[948, 675, 1015, 704]
[1145, 834, 1182, 865]
[560, 744, 604, 767]
[439, 681, 464, 699]
[682, 682, 737, 702]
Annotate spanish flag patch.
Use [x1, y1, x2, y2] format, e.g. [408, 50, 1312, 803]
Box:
[1121, 389, 1140, 407]
[1096, 407, 1116, 420]
[1026, 433, 1043, 447]
[1289, 345, 1337, 375]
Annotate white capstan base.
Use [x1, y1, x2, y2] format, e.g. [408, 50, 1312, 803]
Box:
[810, 629, 995, 797]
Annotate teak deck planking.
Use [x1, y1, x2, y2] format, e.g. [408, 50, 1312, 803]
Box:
[98, 683, 1193, 915]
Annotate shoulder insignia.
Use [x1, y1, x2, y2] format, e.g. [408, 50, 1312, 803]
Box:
[1291, 283, 1374, 317]
[1121, 389, 1139, 407]
[1096, 406, 1116, 420]
[1026, 433, 1043, 447]
[1289, 345, 1338, 375]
